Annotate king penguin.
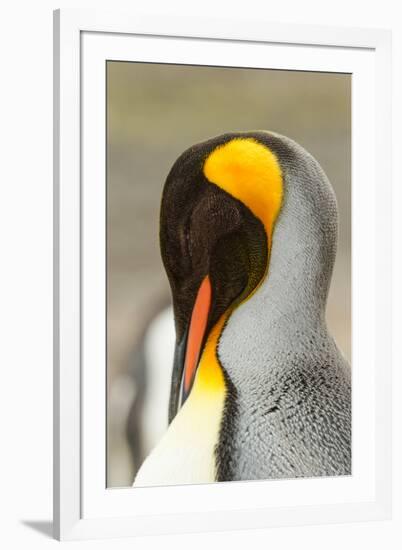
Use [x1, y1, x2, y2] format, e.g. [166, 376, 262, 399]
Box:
[133, 131, 351, 486]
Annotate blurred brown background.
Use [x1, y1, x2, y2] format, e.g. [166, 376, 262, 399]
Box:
[106, 62, 351, 487]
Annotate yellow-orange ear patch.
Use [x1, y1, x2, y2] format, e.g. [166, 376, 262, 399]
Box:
[203, 138, 283, 243]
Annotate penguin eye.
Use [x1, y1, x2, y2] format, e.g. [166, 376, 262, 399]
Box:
[177, 223, 189, 259]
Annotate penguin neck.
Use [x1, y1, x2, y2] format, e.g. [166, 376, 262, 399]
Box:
[221, 188, 337, 354]
[260, 176, 337, 326]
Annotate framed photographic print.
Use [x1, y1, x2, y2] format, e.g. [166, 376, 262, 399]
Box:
[53, 9, 392, 540]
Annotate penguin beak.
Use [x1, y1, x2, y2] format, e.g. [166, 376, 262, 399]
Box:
[168, 276, 212, 422]
[181, 276, 212, 404]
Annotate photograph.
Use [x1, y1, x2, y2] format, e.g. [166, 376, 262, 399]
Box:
[106, 61, 352, 488]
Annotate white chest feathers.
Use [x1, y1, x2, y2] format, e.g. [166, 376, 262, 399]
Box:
[133, 385, 226, 487]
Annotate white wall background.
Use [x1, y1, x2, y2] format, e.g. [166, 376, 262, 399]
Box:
[0, 1, 400, 548]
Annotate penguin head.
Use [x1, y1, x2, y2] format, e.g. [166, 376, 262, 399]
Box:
[160, 132, 338, 422]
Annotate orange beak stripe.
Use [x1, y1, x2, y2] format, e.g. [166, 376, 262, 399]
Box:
[183, 275, 212, 399]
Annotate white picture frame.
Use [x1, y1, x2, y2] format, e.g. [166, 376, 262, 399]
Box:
[53, 8, 392, 541]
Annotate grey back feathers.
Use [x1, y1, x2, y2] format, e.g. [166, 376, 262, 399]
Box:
[218, 132, 351, 480]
